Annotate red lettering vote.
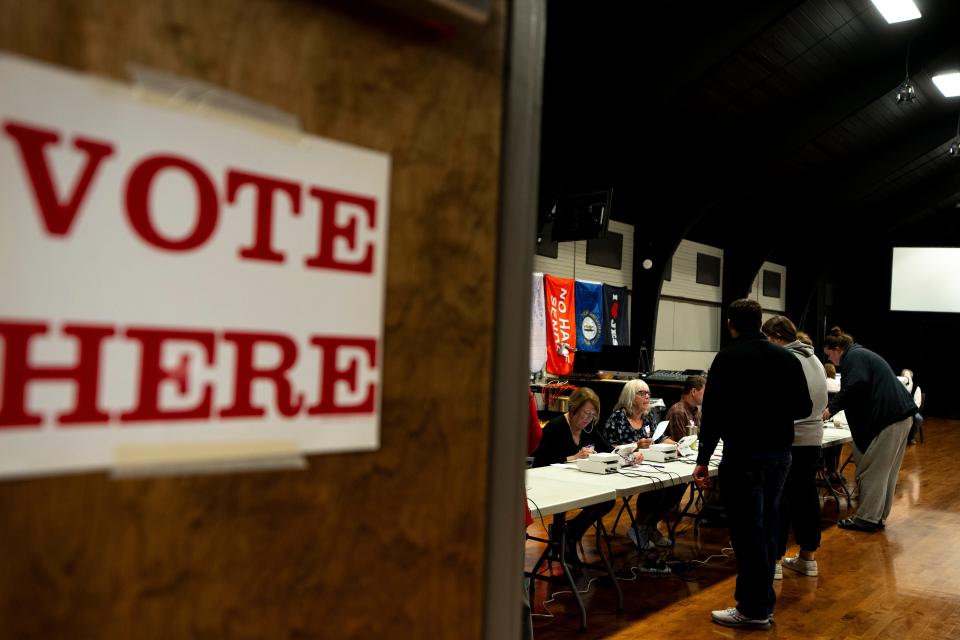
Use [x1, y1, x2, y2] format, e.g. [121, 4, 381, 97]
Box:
[3, 119, 378, 273]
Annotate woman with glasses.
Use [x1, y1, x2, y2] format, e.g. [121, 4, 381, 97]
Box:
[531, 387, 616, 560]
[603, 379, 684, 550]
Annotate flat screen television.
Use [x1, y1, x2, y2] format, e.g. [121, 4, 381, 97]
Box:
[547, 189, 613, 242]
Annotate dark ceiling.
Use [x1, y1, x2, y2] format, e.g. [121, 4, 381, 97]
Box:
[539, 0, 960, 260]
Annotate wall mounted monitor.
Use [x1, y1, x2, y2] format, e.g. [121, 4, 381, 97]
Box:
[535, 221, 559, 258]
[547, 189, 613, 242]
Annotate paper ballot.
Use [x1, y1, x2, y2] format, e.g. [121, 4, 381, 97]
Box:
[653, 421, 668, 441]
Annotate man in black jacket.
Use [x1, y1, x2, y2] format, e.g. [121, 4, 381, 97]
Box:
[693, 299, 812, 630]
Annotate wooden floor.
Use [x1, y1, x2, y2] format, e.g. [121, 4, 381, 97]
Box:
[526, 417, 960, 639]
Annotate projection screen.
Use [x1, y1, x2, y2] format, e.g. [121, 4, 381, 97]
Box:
[891, 247, 960, 313]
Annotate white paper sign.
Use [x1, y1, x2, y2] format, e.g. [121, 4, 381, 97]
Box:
[0, 54, 391, 478]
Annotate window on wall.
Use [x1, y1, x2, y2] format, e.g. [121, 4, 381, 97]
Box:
[586, 231, 623, 269]
[762, 269, 782, 298]
[696, 253, 721, 286]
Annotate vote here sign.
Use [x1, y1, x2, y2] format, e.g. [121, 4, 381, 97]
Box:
[0, 54, 390, 478]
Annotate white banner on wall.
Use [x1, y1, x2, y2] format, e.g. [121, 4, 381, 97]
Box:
[0, 54, 391, 478]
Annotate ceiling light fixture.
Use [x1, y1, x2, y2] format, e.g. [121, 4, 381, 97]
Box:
[932, 72, 960, 98]
[896, 41, 919, 104]
[869, 0, 921, 24]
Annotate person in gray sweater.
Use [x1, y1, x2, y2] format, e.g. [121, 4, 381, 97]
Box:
[822, 327, 917, 532]
[762, 316, 828, 578]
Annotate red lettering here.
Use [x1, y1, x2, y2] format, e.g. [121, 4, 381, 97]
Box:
[307, 336, 377, 415]
[0, 321, 114, 428]
[220, 331, 304, 418]
[120, 328, 215, 422]
[3, 120, 115, 236]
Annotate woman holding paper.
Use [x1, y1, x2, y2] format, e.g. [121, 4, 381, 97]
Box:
[603, 379, 683, 550]
[531, 387, 618, 561]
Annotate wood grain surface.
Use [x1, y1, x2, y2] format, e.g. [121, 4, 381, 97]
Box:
[0, 2, 506, 638]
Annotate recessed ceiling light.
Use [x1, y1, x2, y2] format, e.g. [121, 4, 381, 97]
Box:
[869, 0, 921, 24]
[932, 72, 960, 98]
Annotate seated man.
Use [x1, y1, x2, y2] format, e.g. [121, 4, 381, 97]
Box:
[664, 375, 706, 441]
[665, 375, 724, 525]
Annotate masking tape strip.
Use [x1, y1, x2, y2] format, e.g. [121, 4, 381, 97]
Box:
[112, 440, 306, 479]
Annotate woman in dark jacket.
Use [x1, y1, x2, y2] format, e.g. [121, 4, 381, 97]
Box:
[822, 327, 917, 532]
[531, 387, 615, 559]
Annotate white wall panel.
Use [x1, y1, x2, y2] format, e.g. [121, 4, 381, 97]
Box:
[654, 298, 720, 351]
[653, 350, 716, 372]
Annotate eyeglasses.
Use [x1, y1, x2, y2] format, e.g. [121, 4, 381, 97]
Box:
[581, 410, 597, 419]
[637, 390, 651, 398]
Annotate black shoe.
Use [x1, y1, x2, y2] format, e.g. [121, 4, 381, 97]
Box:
[838, 517, 878, 532]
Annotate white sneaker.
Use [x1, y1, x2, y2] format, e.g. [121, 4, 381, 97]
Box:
[711, 607, 771, 630]
[627, 525, 655, 550]
[783, 556, 818, 577]
[648, 526, 674, 547]
[774, 562, 783, 580]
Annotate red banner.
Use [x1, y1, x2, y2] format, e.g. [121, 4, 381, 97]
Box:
[544, 274, 576, 375]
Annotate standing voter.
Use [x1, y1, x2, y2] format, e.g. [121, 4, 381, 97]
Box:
[693, 299, 811, 630]
[822, 328, 916, 532]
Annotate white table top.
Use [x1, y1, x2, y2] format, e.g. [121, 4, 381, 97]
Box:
[526, 451, 716, 500]
[822, 426, 852, 447]
[524, 475, 617, 517]
[527, 427, 852, 514]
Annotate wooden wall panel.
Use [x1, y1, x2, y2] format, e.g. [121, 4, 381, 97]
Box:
[0, 1, 506, 638]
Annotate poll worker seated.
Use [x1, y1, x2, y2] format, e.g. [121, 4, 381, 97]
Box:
[665, 375, 725, 527]
[602, 379, 684, 550]
[898, 369, 923, 445]
[664, 375, 706, 442]
[824, 362, 841, 394]
[530, 387, 619, 560]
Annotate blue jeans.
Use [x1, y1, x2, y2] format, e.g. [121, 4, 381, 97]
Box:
[719, 452, 791, 619]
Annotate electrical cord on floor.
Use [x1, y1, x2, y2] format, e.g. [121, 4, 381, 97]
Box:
[686, 545, 735, 567]
[531, 573, 606, 619]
